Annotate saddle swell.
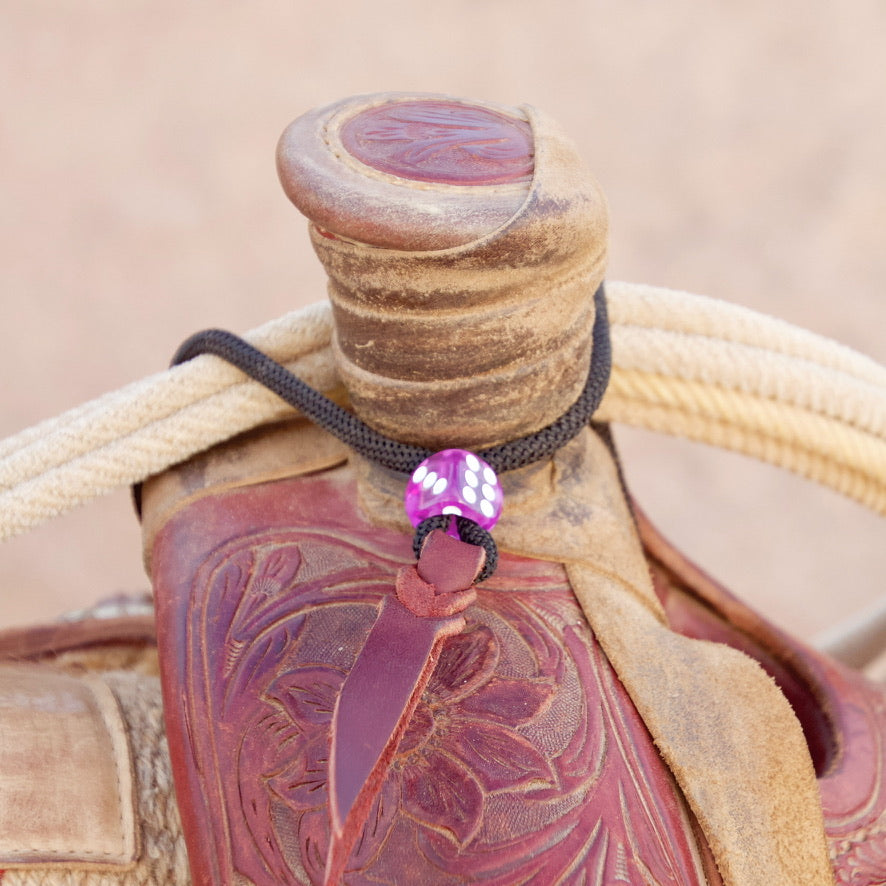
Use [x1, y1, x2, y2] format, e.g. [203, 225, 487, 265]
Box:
[2, 454, 885, 884]
[145, 416, 886, 885]
[149, 449, 715, 885]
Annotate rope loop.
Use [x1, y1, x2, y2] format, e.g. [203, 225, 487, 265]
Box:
[2, 283, 885, 544]
[413, 515, 498, 582]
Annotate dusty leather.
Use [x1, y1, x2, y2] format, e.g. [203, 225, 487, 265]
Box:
[296, 99, 608, 451]
[0, 93, 872, 884]
[143, 94, 833, 884]
[360, 425, 833, 885]
[147, 423, 717, 884]
[642, 511, 886, 883]
[0, 614, 189, 885]
[277, 94, 536, 251]
[2, 419, 886, 881]
[0, 664, 137, 868]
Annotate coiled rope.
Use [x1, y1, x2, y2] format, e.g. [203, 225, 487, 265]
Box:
[0, 281, 884, 541]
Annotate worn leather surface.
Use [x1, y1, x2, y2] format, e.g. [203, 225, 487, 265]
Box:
[137, 395, 856, 884]
[0, 663, 137, 868]
[151, 462, 713, 884]
[144, 92, 836, 884]
[295, 97, 608, 452]
[322, 530, 484, 884]
[0, 608, 189, 884]
[277, 93, 536, 251]
[140, 418, 349, 570]
[0, 612, 156, 667]
[640, 510, 886, 884]
[360, 426, 833, 885]
[2, 423, 884, 883]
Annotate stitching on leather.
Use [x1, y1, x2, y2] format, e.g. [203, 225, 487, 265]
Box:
[92, 674, 134, 861]
[10, 675, 132, 860]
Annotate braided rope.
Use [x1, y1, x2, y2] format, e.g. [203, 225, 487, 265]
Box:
[606, 281, 886, 388]
[1, 283, 884, 542]
[612, 326, 886, 438]
[0, 304, 336, 539]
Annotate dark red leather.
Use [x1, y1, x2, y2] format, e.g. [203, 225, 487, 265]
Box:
[339, 100, 534, 186]
[152, 469, 711, 885]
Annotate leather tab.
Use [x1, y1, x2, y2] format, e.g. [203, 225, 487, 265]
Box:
[0, 663, 137, 867]
[416, 529, 485, 592]
[395, 529, 484, 617]
[326, 596, 464, 884]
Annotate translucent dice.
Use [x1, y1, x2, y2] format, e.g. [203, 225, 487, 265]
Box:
[404, 449, 504, 531]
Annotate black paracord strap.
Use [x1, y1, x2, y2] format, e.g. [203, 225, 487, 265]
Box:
[171, 283, 611, 477]
[171, 283, 611, 580]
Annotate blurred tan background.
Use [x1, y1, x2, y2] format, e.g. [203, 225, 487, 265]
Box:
[0, 1, 883, 639]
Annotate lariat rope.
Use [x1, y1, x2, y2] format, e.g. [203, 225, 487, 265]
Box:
[1, 280, 885, 542]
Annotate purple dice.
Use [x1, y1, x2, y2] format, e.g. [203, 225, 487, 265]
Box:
[404, 449, 504, 531]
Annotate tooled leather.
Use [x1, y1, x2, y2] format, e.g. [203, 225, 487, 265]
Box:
[152, 467, 710, 885]
[277, 93, 538, 251]
[338, 100, 535, 186]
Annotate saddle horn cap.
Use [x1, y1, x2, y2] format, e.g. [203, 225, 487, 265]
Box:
[277, 93, 610, 451]
[276, 92, 536, 250]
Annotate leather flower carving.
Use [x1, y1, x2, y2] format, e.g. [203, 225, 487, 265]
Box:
[355, 104, 528, 164]
[389, 624, 556, 845]
[339, 100, 534, 185]
[266, 622, 556, 865]
[179, 519, 710, 884]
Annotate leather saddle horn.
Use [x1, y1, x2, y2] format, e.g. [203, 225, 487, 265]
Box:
[0, 92, 884, 886]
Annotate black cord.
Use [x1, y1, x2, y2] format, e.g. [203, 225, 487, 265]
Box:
[171, 284, 611, 581]
[171, 283, 611, 477]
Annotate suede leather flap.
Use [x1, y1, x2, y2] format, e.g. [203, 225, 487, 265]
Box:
[0, 663, 137, 868]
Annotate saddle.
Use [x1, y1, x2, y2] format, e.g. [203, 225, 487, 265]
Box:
[0, 92, 884, 885]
